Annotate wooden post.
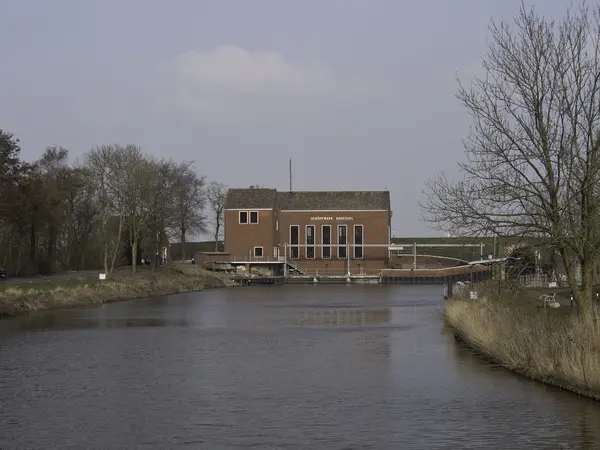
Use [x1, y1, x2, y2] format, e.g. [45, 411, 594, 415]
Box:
[347, 242, 350, 276]
[413, 242, 417, 270]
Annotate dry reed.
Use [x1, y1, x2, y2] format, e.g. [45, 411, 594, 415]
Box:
[0, 265, 236, 318]
[444, 294, 600, 400]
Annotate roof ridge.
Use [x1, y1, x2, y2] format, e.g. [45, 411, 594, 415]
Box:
[281, 190, 389, 193]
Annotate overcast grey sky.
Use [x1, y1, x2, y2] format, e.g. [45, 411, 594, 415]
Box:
[0, 0, 575, 237]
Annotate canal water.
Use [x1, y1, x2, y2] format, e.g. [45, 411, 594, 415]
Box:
[1, 284, 600, 449]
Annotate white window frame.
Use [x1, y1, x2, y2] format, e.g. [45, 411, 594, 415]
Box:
[289, 225, 300, 259]
[253, 246, 263, 258]
[353, 224, 364, 259]
[337, 224, 347, 259]
[239, 211, 248, 224]
[306, 225, 316, 259]
[249, 211, 259, 224]
[321, 224, 332, 259]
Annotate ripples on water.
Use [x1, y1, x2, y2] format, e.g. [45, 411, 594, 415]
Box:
[1, 284, 600, 449]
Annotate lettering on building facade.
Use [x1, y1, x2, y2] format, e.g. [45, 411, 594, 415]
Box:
[310, 216, 354, 221]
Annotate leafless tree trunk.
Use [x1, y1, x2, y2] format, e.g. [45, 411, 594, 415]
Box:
[168, 162, 207, 261]
[207, 181, 226, 252]
[148, 158, 183, 271]
[112, 146, 160, 275]
[109, 216, 123, 273]
[180, 230, 186, 262]
[421, 2, 600, 314]
[83, 146, 122, 276]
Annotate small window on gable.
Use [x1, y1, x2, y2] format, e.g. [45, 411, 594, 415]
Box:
[239, 211, 248, 224]
[254, 246, 263, 258]
[250, 211, 259, 224]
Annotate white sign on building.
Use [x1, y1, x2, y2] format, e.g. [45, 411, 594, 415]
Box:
[310, 216, 354, 221]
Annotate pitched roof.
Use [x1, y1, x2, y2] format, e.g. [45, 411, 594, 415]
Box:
[277, 191, 390, 211]
[224, 188, 277, 209]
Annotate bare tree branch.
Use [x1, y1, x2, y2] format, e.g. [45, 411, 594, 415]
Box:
[421, 1, 600, 312]
[206, 181, 227, 252]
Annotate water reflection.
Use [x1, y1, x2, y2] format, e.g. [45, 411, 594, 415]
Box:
[578, 401, 600, 450]
[92, 317, 188, 328]
[0, 311, 187, 334]
[294, 307, 391, 326]
[447, 325, 600, 449]
[1, 285, 600, 449]
[356, 333, 391, 358]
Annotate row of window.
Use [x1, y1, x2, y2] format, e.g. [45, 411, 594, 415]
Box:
[249, 225, 365, 259]
[289, 224, 364, 259]
[239, 211, 259, 224]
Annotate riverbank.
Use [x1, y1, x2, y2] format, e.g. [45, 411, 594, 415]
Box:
[444, 296, 600, 401]
[0, 264, 237, 318]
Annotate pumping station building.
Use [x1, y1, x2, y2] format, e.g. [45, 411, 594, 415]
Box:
[216, 188, 392, 276]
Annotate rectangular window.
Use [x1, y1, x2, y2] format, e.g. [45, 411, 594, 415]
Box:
[290, 225, 299, 259]
[338, 225, 347, 259]
[239, 211, 248, 224]
[322, 225, 331, 259]
[306, 225, 315, 259]
[354, 225, 364, 259]
[250, 211, 259, 224]
[254, 246, 263, 258]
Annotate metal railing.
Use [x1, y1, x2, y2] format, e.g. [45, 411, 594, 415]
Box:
[226, 256, 285, 263]
[292, 268, 384, 277]
[518, 273, 551, 288]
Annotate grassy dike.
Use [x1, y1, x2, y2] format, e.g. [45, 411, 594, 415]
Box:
[0, 264, 237, 318]
[443, 289, 600, 401]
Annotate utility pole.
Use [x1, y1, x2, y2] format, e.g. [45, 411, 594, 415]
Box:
[284, 244, 287, 278]
[289, 158, 292, 191]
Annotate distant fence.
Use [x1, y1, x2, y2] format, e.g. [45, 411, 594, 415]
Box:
[518, 273, 551, 288]
[298, 268, 384, 277]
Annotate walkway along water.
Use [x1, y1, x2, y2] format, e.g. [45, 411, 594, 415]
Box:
[1, 284, 600, 449]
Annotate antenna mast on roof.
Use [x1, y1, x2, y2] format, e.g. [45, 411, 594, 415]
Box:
[289, 157, 292, 192]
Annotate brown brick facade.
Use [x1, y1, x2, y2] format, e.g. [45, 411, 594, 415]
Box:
[277, 210, 390, 274]
[224, 209, 277, 260]
[224, 189, 392, 275]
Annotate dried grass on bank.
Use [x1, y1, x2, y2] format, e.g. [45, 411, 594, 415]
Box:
[0, 265, 236, 318]
[444, 292, 600, 400]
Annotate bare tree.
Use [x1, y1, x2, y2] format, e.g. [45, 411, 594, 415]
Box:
[37, 147, 77, 273]
[60, 168, 98, 270]
[168, 162, 207, 261]
[83, 145, 124, 275]
[143, 159, 170, 270]
[421, 2, 600, 313]
[206, 181, 227, 252]
[0, 129, 220, 277]
[112, 146, 159, 274]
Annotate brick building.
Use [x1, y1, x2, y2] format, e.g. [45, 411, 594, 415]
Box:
[223, 188, 392, 274]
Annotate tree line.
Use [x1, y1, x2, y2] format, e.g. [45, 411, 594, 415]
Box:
[421, 2, 600, 313]
[0, 131, 227, 276]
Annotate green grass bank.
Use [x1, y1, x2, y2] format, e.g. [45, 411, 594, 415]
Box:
[0, 264, 236, 318]
[443, 287, 600, 401]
